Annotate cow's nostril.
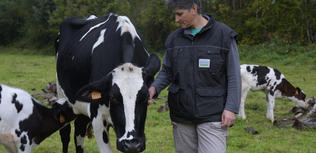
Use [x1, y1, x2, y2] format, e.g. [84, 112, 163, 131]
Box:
[123, 140, 143, 153]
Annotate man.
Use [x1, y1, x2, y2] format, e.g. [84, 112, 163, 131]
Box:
[148, 0, 241, 153]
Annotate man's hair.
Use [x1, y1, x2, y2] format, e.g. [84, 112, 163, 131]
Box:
[166, 0, 202, 14]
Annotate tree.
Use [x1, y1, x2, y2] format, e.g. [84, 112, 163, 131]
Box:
[0, 0, 26, 45]
[139, 0, 177, 52]
[1, 0, 316, 51]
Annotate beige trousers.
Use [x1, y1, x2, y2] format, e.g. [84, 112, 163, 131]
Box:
[172, 121, 228, 153]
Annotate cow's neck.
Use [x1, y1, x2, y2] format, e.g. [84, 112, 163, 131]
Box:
[276, 78, 296, 97]
[30, 102, 70, 144]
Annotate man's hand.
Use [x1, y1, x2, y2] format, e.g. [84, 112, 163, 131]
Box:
[148, 86, 156, 105]
[221, 110, 235, 127]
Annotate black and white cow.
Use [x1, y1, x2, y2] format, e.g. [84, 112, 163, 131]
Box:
[56, 13, 161, 153]
[0, 84, 75, 153]
[239, 64, 307, 122]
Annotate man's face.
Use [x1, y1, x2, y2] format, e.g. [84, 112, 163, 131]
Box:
[173, 7, 195, 29]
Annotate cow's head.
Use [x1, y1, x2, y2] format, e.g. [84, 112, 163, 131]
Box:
[75, 54, 160, 153]
[292, 87, 307, 108]
[51, 98, 76, 124]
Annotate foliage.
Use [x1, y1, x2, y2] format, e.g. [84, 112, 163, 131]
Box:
[23, 0, 56, 48]
[0, 0, 316, 52]
[0, 0, 26, 45]
[48, 0, 112, 36]
[203, 0, 316, 45]
[139, 0, 177, 52]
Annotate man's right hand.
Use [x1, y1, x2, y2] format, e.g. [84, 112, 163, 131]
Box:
[148, 86, 156, 105]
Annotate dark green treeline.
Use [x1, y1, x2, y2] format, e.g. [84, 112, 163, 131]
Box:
[0, 0, 315, 52]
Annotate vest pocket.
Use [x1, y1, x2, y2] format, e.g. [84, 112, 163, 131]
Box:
[197, 48, 225, 75]
[195, 87, 225, 117]
[167, 85, 191, 117]
[167, 85, 180, 113]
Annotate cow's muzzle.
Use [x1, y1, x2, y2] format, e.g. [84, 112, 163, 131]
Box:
[118, 138, 145, 153]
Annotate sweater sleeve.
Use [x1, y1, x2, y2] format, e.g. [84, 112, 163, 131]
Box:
[224, 39, 241, 114]
[150, 49, 173, 98]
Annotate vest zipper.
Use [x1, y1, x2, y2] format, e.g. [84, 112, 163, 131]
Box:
[191, 38, 197, 119]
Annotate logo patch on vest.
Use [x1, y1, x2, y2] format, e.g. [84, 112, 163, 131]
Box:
[199, 59, 210, 68]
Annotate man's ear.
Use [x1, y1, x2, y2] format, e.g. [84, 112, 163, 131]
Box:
[142, 54, 161, 85]
[192, 4, 197, 12]
[75, 74, 112, 102]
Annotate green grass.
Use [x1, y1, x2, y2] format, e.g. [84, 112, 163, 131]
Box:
[1, 44, 316, 153]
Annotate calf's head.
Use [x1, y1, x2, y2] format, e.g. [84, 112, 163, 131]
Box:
[52, 99, 76, 124]
[294, 87, 306, 101]
[294, 87, 307, 108]
[76, 54, 160, 153]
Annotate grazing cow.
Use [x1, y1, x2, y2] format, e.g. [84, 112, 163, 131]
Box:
[0, 84, 75, 153]
[239, 64, 307, 122]
[56, 13, 161, 153]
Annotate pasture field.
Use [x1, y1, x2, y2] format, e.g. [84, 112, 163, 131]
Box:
[0, 44, 316, 153]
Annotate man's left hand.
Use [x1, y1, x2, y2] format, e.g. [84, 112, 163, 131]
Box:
[221, 110, 235, 128]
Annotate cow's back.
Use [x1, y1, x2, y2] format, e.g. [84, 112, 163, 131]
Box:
[0, 84, 34, 124]
[56, 14, 133, 101]
[241, 64, 259, 89]
[241, 64, 285, 91]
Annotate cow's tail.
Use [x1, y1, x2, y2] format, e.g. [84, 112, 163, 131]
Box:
[55, 32, 60, 54]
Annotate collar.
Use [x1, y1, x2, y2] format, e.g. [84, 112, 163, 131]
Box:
[183, 14, 216, 37]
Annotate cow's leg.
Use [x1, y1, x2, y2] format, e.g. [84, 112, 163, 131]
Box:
[18, 144, 31, 153]
[16, 139, 31, 153]
[238, 86, 250, 120]
[90, 105, 112, 153]
[59, 124, 71, 153]
[57, 78, 72, 153]
[266, 93, 275, 122]
[16, 135, 31, 153]
[91, 118, 112, 153]
[74, 115, 91, 153]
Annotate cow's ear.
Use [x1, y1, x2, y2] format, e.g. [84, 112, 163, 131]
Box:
[59, 113, 66, 123]
[142, 54, 161, 85]
[75, 74, 112, 102]
[295, 87, 301, 95]
[143, 54, 161, 77]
